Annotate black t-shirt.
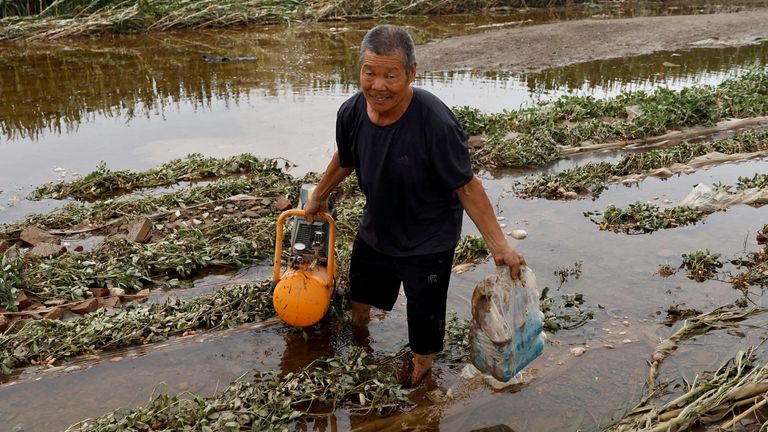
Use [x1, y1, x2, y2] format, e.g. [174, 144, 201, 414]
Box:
[336, 87, 474, 256]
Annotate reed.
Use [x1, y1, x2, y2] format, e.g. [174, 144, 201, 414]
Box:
[0, 0, 595, 40]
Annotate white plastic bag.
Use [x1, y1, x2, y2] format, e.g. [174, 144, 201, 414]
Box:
[469, 266, 545, 382]
[679, 183, 768, 213]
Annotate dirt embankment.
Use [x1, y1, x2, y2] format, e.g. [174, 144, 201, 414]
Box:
[416, 8, 768, 73]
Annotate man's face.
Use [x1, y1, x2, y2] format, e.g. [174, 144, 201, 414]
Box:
[360, 50, 416, 117]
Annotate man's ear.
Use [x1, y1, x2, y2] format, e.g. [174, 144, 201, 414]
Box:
[408, 63, 417, 83]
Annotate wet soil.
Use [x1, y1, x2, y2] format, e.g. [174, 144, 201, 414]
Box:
[417, 8, 768, 72]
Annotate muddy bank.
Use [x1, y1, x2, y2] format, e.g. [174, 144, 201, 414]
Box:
[417, 9, 768, 72]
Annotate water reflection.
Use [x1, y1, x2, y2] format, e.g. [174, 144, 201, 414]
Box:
[522, 42, 768, 94]
[1, 2, 767, 143]
[0, 28, 360, 141]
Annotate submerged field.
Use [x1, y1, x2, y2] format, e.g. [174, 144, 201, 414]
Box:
[2, 2, 768, 431]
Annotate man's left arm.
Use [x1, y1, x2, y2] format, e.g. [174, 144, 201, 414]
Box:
[457, 176, 526, 277]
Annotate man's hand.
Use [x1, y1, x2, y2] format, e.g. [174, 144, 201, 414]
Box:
[303, 198, 328, 224]
[493, 245, 526, 279]
[301, 151, 352, 224]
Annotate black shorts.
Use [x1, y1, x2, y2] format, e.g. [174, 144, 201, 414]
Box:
[349, 236, 455, 355]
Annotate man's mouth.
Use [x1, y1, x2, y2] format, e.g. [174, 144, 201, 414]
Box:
[370, 94, 390, 103]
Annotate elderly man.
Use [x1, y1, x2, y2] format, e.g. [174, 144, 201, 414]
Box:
[304, 24, 524, 385]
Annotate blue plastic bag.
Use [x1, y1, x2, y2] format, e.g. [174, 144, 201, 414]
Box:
[470, 266, 545, 382]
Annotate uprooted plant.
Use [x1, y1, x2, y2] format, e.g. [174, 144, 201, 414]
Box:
[681, 249, 723, 282]
[542, 262, 592, 331]
[453, 235, 489, 265]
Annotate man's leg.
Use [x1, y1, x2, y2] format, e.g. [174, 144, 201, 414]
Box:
[351, 301, 371, 326]
[398, 248, 455, 386]
[349, 236, 399, 326]
[411, 352, 433, 385]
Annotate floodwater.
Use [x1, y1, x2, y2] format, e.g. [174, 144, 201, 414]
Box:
[1, 2, 768, 431]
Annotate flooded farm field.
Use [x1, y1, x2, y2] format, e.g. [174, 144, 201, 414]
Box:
[2, 2, 768, 431]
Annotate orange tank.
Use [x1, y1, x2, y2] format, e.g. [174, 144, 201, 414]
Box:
[273, 265, 334, 327]
[272, 209, 336, 328]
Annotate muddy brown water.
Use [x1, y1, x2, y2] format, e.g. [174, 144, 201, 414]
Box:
[1, 3, 768, 431]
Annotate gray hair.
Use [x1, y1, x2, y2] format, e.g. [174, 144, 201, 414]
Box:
[360, 25, 416, 71]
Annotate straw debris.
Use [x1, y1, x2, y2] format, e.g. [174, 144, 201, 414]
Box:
[611, 304, 768, 432]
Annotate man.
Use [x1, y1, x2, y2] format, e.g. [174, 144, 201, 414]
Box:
[304, 24, 525, 386]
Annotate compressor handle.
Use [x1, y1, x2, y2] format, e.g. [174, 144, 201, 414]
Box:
[273, 209, 336, 283]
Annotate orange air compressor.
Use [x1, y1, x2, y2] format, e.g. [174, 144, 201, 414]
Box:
[271, 187, 336, 327]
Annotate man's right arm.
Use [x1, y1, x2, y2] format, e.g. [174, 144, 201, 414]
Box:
[304, 151, 353, 223]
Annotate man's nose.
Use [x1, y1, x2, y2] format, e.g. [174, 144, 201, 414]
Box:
[371, 77, 386, 91]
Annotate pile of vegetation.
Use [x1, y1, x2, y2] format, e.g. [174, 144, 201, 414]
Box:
[0, 154, 555, 373]
[517, 129, 768, 199]
[680, 249, 723, 282]
[66, 347, 404, 432]
[587, 202, 705, 234]
[61, 315, 479, 431]
[587, 173, 768, 234]
[0, 281, 274, 374]
[31, 153, 286, 201]
[0, 168, 301, 238]
[0, 0, 596, 41]
[610, 307, 768, 431]
[1, 217, 278, 307]
[668, 228, 768, 298]
[454, 68, 768, 170]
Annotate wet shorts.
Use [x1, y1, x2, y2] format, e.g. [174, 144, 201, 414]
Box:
[349, 236, 455, 355]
